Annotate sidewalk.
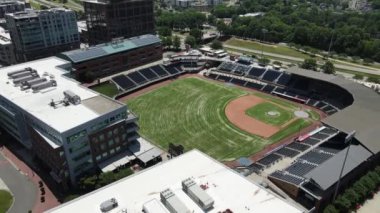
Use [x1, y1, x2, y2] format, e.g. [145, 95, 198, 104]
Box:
[0, 147, 60, 213]
[358, 191, 380, 213]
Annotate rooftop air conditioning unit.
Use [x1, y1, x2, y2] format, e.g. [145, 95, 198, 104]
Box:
[100, 198, 118, 212]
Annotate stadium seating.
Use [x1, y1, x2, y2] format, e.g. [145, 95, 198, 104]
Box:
[138, 68, 158, 81]
[112, 75, 137, 90]
[262, 69, 281, 82]
[302, 137, 320, 146]
[151, 65, 169, 77]
[128, 71, 148, 85]
[218, 62, 236, 73]
[234, 64, 250, 75]
[165, 65, 181, 75]
[262, 85, 276, 93]
[218, 75, 232, 82]
[248, 163, 264, 174]
[257, 153, 283, 167]
[276, 147, 300, 158]
[270, 170, 305, 185]
[285, 161, 317, 177]
[311, 132, 330, 140]
[286, 142, 310, 152]
[230, 78, 247, 86]
[276, 73, 291, 86]
[247, 67, 266, 78]
[299, 149, 333, 164]
[207, 73, 219, 79]
[316, 146, 340, 154]
[245, 82, 264, 90]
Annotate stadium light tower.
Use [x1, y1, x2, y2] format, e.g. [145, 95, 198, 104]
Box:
[333, 130, 356, 201]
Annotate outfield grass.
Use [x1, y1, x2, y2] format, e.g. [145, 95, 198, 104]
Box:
[0, 190, 13, 213]
[225, 38, 309, 59]
[90, 82, 119, 97]
[245, 102, 293, 126]
[127, 78, 317, 160]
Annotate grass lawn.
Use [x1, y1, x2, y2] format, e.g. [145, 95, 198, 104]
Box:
[0, 190, 13, 213]
[225, 38, 309, 59]
[127, 77, 318, 161]
[246, 102, 293, 126]
[90, 82, 119, 97]
[269, 119, 312, 142]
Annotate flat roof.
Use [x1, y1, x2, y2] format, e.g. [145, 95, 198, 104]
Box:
[59, 34, 160, 64]
[286, 67, 380, 154]
[0, 57, 125, 133]
[304, 144, 372, 191]
[47, 150, 303, 213]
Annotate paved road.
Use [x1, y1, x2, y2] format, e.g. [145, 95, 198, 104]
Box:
[0, 152, 37, 213]
[224, 44, 380, 76]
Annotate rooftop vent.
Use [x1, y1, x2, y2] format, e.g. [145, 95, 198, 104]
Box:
[7, 67, 32, 77]
[100, 198, 118, 212]
[32, 80, 57, 92]
[13, 72, 39, 85]
[63, 90, 81, 105]
[21, 77, 47, 91]
[182, 178, 214, 210]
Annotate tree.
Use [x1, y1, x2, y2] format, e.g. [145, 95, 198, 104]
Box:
[301, 58, 318, 71]
[189, 28, 203, 44]
[172, 35, 181, 50]
[158, 27, 172, 37]
[258, 57, 270, 66]
[210, 40, 223, 49]
[321, 60, 335, 74]
[323, 204, 339, 213]
[161, 36, 173, 48]
[185, 35, 196, 48]
[333, 195, 351, 212]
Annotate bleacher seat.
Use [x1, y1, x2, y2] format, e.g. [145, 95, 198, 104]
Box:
[230, 78, 246, 86]
[276, 147, 300, 158]
[112, 75, 137, 90]
[217, 75, 232, 82]
[166, 65, 181, 75]
[285, 161, 317, 176]
[262, 69, 281, 82]
[262, 85, 275, 93]
[299, 149, 333, 164]
[270, 170, 305, 185]
[245, 82, 264, 90]
[127, 71, 147, 85]
[138, 68, 158, 81]
[276, 73, 291, 86]
[302, 137, 320, 146]
[247, 67, 266, 78]
[151, 65, 169, 77]
[286, 142, 310, 152]
[257, 153, 282, 167]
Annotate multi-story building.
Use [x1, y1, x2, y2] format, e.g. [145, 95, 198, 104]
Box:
[83, 0, 154, 45]
[58, 34, 162, 80]
[0, 26, 16, 65]
[0, 57, 139, 188]
[5, 8, 80, 63]
[0, 0, 26, 18]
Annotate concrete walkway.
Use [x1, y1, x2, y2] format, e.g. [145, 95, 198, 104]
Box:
[358, 191, 380, 213]
[0, 146, 60, 213]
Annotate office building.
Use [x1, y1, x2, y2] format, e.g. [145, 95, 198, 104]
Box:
[83, 0, 154, 45]
[47, 150, 304, 213]
[5, 8, 80, 62]
[58, 34, 162, 80]
[0, 0, 26, 18]
[0, 57, 139, 188]
[0, 26, 15, 64]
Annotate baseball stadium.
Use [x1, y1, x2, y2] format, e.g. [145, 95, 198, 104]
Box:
[90, 53, 380, 212]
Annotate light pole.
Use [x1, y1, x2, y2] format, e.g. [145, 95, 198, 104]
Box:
[261, 28, 267, 59]
[333, 130, 356, 201]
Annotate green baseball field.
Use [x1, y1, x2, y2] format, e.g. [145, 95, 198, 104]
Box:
[126, 77, 319, 161]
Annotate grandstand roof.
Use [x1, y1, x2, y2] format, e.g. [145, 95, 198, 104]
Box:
[286, 67, 380, 154]
[304, 144, 372, 191]
[59, 34, 160, 63]
[47, 150, 303, 213]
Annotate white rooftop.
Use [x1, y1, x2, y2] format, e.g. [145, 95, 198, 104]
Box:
[47, 150, 302, 213]
[0, 57, 124, 133]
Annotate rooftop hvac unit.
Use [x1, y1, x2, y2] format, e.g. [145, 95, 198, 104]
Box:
[63, 90, 81, 105]
[21, 77, 47, 90]
[9, 70, 32, 79]
[7, 67, 31, 77]
[100, 198, 118, 212]
[13, 73, 39, 84]
[182, 178, 214, 211]
[160, 188, 190, 213]
[31, 80, 57, 92]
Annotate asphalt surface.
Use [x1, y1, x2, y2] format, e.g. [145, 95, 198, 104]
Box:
[0, 152, 36, 213]
[224, 44, 380, 76]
